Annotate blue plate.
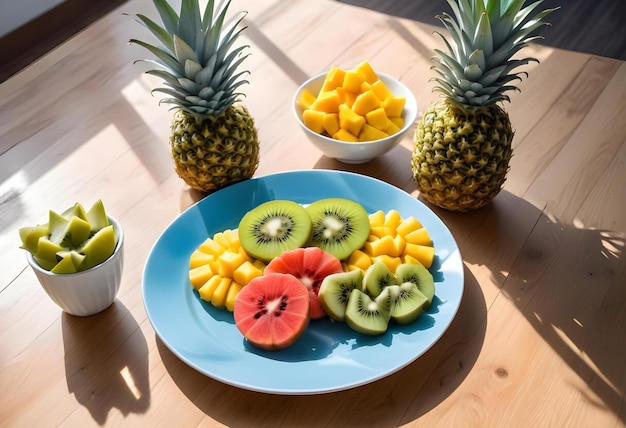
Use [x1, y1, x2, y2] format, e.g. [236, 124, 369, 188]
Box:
[143, 170, 463, 394]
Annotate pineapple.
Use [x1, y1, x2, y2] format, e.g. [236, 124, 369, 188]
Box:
[411, 0, 557, 211]
[130, 0, 259, 192]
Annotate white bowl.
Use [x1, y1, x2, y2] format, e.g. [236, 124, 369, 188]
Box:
[293, 71, 418, 164]
[27, 216, 124, 317]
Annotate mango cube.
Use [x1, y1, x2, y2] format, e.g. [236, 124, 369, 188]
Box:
[365, 107, 389, 131]
[297, 88, 317, 110]
[303, 109, 326, 134]
[371, 79, 393, 101]
[332, 128, 359, 142]
[359, 124, 389, 142]
[355, 61, 379, 83]
[382, 96, 406, 117]
[323, 113, 340, 136]
[342, 69, 365, 92]
[352, 90, 381, 116]
[338, 104, 365, 136]
[310, 90, 340, 113]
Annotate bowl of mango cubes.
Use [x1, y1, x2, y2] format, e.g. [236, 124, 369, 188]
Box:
[293, 62, 418, 163]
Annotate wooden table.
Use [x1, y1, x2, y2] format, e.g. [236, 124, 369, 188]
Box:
[1, 0, 625, 426]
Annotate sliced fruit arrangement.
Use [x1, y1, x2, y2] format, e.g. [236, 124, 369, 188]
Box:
[297, 62, 406, 142]
[188, 197, 439, 349]
[18, 200, 117, 273]
[189, 228, 267, 311]
[319, 261, 435, 336]
[343, 209, 435, 273]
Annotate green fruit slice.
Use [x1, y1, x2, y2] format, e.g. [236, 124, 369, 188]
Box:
[318, 269, 364, 321]
[306, 198, 370, 261]
[345, 287, 393, 336]
[86, 199, 110, 232]
[233, 273, 311, 350]
[395, 263, 435, 308]
[363, 261, 397, 297]
[387, 283, 429, 325]
[77, 225, 117, 270]
[35, 237, 65, 263]
[19, 225, 50, 254]
[238, 200, 312, 262]
[51, 251, 86, 274]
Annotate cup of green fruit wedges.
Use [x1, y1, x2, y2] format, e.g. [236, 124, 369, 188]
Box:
[19, 200, 124, 317]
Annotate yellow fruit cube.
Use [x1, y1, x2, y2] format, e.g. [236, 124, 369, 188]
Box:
[342, 69, 365, 93]
[395, 216, 423, 237]
[189, 249, 214, 269]
[384, 118, 401, 135]
[355, 61, 379, 83]
[225, 281, 244, 312]
[359, 124, 389, 142]
[368, 210, 386, 227]
[303, 109, 326, 134]
[371, 255, 402, 273]
[346, 249, 372, 271]
[365, 107, 389, 131]
[233, 260, 264, 285]
[371, 79, 392, 101]
[352, 90, 381, 116]
[333, 128, 359, 142]
[384, 210, 403, 231]
[199, 237, 224, 255]
[403, 243, 435, 268]
[382, 96, 406, 117]
[211, 277, 232, 308]
[389, 116, 405, 128]
[403, 254, 424, 266]
[198, 275, 222, 301]
[404, 228, 432, 246]
[363, 235, 395, 257]
[324, 66, 346, 90]
[338, 104, 365, 136]
[189, 264, 215, 290]
[369, 226, 394, 239]
[336, 87, 357, 108]
[323, 113, 340, 136]
[310, 90, 341, 113]
[217, 251, 245, 277]
[297, 88, 317, 110]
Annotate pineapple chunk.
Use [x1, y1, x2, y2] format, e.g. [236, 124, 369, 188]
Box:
[384, 209, 403, 231]
[371, 79, 392, 101]
[365, 107, 389, 131]
[352, 90, 380, 116]
[355, 61, 379, 83]
[233, 260, 264, 286]
[303, 109, 326, 134]
[395, 216, 423, 237]
[359, 124, 389, 142]
[382, 96, 406, 117]
[346, 249, 372, 271]
[338, 104, 365, 136]
[342, 69, 365, 92]
[217, 251, 245, 277]
[323, 113, 340, 136]
[368, 210, 386, 227]
[189, 249, 214, 268]
[198, 275, 222, 301]
[310, 90, 340, 113]
[364, 235, 395, 257]
[189, 264, 215, 289]
[371, 255, 402, 273]
[403, 243, 435, 268]
[211, 277, 232, 308]
[404, 227, 432, 246]
[369, 226, 394, 239]
[332, 128, 359, 142]
[225, 282, 244, 312]
[297, 88, 317, 110]
[199, 237, 224, 255]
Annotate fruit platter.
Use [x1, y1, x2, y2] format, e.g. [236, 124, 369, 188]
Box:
[143, 170, 463, 394]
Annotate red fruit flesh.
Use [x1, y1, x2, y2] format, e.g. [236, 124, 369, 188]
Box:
[264, 247, 343, 319]
[233, 273, 310, 351]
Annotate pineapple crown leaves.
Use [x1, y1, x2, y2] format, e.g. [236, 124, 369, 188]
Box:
[129, 0, 251, 118]
[430, 0, 559, 108]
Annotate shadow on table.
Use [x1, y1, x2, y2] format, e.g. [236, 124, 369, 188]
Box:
[156, 264, 486, 427]
[62, 300, 150, 425]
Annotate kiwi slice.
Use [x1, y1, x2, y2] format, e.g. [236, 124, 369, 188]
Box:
[318, 269, 364, 321]
[363, 261, 397, 297]
[395, 263, 435, 308]
[305, 198, 370, 261]
[387, 283, 429, 325]
[344, 287, 393, 336]
[238, 200, 312, 262]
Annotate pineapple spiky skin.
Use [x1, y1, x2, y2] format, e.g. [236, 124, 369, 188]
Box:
[170, 105, 259, 192]
[412, 99, 513, 211]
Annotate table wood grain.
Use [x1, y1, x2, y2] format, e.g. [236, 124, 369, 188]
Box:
[1, 0, 624, 426]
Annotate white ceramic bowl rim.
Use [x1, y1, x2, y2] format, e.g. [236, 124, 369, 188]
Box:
[26, 215, 124, 276]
